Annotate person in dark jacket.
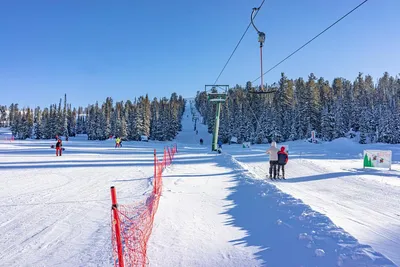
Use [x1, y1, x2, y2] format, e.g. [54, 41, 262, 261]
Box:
[56, 138, 63, 156]
[217, 140, 222, 151]
[217, 140, 223, 154]
[277, 146, 288, 179]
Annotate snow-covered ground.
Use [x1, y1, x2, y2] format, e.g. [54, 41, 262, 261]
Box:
[148, 103, 399, 266]
[0, 136, 167, 266]
[225, 139, 400, 265]
[1, 100, 399, 266]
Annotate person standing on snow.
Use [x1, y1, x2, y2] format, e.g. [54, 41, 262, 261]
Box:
[266, 141, 279, 179]
[217, 140, 223, 154]
[217, 140, 222, 149]
[277, 146, 289, 179]
[55, 138, 63, 156]
[115, 137, 121, 148]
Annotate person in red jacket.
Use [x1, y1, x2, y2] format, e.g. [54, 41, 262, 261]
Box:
[277, 146, 288, 179]
[56, 138, 63, 156]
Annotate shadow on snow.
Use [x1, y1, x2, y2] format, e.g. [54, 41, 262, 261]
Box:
[216, 154, 395, 266]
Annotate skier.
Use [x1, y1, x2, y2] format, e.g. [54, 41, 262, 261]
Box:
[266, 141, 279, 179]
[55, 138, 63, 156]
[115, 137, 121, 148]
[200, 138, 203, 145]
[217, 140, 223, 153]
[277, 146, 289, 179]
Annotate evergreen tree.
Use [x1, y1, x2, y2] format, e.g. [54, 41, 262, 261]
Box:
[63, 94, 68, 138]
[34, 107, 42, 139]
[0, 105, 7, 127]
[10, 104, 20, 138]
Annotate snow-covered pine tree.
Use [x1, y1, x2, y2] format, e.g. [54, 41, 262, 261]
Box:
[288, 110, 299, 141]
[150, 98, 161, 140]
[0, 105, 7, 127]
[75, 107, 84, 134]
[56, 98, 63, 137]
[62, 94, 68, 138]
[40, 108, 49, 139]
[273, 73, 294, 141]
[25, 108, 34, 139]
[9, 103, 16, 127]
[342, 79, 353, 132]
[10, 104, 21, 138]
[159, 98, 170, 141]
[113, 101, 127, 140]
[67, 106, 77, 137]
[125, 100, 135, 140]
[321, 107, 335, 141]
[134, 98, 145, 139]
[306, 73, 321, 135]
[34, 107, 42, 139]
[104, 97, 113, 138]
[96, 103, 108, 140]
[294, 78, 309, 139]
[142, 94, 151, 138]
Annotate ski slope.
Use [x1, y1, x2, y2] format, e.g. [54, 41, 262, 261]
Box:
[0, 100, 399, 266]
[148, 102, 398, 266]
[0, 137, 167, 266]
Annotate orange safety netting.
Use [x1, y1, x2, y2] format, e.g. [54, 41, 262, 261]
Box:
[111, 144, 177, 267]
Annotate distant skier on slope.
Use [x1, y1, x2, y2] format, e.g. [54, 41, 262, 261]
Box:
[115, 137, 121, 148]
[217, 140, 222, 149]
[217, 140, 223, 154]
[277, 146, 289, 179]
[55, 138, 63, 156]
[266, 141, 279, 179]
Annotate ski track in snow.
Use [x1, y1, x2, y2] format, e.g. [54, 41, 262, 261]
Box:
[1, 100, 399, 266]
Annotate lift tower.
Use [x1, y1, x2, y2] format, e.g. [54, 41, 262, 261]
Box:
[205, 85, 228, 152]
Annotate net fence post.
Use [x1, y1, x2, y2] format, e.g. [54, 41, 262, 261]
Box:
[154, 149, 157, 194]
[110, 186, 125, 267]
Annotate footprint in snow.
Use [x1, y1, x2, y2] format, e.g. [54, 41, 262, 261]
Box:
[174, 178, 184, 185]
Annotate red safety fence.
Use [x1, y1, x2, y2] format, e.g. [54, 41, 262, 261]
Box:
[111, 144, 177, 267]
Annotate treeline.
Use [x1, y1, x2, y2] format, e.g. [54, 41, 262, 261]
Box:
[195, 72, 400, 144]
[1, 93, 185, 141]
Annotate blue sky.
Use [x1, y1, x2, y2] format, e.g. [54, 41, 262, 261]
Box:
[1, 0, 399, 108]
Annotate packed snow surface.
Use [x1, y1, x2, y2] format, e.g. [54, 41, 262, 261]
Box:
[1, 100, 399, 266]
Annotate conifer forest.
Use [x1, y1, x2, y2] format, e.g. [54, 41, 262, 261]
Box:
[195, 72, 400, 144]
[0, 93, 185, 141]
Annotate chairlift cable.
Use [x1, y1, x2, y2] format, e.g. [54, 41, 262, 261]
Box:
[213, 0, 266, 85]
[252, 0, 369, 83]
